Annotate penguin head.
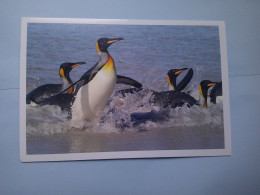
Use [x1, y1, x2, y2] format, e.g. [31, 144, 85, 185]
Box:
[167, 68, 188, 90]
[59, 62, 86, 93]
[199, 80, 216, 108]
[59, 61, 86, 81]
[96, 38, 124, 52]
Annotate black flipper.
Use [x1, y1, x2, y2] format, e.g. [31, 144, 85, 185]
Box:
[176, 68, 193, 91]
[57, 62, 102, 96]
[116, 75, 142, 88]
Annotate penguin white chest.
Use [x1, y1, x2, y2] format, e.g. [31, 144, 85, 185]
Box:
[76, 59, 116, 120]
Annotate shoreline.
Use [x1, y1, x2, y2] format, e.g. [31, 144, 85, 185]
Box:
[27, 125, 224, 154]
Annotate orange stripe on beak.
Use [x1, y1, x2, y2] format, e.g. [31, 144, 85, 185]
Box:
[175, 70, 183, 75]
[107, 39, 119, 44]
[207, 83, 216, 87]
[71, 64, 81, 69]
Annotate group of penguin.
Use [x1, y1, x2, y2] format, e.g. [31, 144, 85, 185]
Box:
[26, 37, 222, 121]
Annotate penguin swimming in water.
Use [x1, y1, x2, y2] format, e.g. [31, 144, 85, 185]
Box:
[199, 80, 222, 108]
[113, 67, 196, 126]
[116, 67, 196, 108]
[26, 62, 86, 104]
[167, 68, 193, 91]
[116, 67, 193, 97]
[210, 81, 222, 104]
[129, 68, 196, 126]
[154, 68, 196, 108]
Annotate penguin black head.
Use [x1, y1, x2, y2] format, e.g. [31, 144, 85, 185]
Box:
[96, 38, 124, 52]
[167, 68, 188, 90]
[59, 62, 86, 94]
[199, 80, 216, 108]
[59, 61, 86, 80]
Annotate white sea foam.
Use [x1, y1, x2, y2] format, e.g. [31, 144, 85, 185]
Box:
[26, 87, 223, 135]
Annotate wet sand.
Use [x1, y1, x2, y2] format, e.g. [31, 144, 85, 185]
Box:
[26, 125, 224, 154]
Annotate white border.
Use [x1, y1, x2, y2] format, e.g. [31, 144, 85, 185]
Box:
[20, 17, 231, 162]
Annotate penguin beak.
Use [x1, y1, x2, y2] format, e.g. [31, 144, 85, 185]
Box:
[175, 68, 188, 75]
[200, 82, 216, 108]
[71, 61, 86, 69]
[107, 38, 124, 44]
[207, 83, 216, 87]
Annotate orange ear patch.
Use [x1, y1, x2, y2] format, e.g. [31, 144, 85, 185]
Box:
[96, 42, 101, 52]
[59, 68, 65, 78]
[199, 84, 203, 98]
[167, 75, 175, 89]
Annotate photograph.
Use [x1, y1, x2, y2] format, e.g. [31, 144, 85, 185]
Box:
[20, 18, 231, 162]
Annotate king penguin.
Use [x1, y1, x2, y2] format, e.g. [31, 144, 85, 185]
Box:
[26, 62, 85, 104]
[116, 67, 194, 97]
[167, 68, 193, 91]
[70, 38, 124, 120]
[116, 67, 197, 108]
[199, 80, 222, 108]
[210, 81, 222, 104]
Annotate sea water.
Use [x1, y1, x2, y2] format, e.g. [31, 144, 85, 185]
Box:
[26, 23, 224, 153]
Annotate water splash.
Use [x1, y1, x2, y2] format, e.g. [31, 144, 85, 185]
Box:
[26, 88, 223, 135]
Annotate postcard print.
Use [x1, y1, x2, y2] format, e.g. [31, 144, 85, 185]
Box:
[20, 18, 231, 162]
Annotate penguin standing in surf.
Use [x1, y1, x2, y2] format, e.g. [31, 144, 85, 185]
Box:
[70, 38, 124, 120]
[26, 62, 85, 104]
